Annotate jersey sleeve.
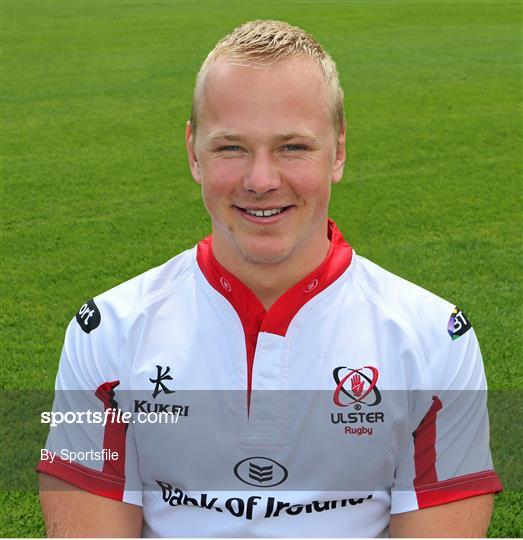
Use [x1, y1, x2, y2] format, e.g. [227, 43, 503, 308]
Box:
[391, 311, 503, 514]
[36, 298, 143, 506]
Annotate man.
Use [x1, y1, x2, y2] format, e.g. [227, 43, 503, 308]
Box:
[38, 20, 502, 537]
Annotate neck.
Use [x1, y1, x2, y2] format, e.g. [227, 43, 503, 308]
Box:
[212, 224, 331, 310]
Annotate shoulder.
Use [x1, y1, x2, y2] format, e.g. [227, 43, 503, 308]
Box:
[66, 246, 197, 358]
[351, 253, 456, 330]
[349, 254, 477, 385]
[74, 246, 196, 334]
[59, 247, 197, 386]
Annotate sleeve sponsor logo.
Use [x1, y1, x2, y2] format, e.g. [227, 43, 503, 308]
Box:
[75, 299, 101, 334]
[447, 307, 472, 340]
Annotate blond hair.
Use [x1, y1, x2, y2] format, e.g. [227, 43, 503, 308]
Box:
[190, 20, 345, 137]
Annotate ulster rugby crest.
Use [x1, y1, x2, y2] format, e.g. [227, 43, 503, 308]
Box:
[331, 366, 384, 435]
[332, 366, 382, 408]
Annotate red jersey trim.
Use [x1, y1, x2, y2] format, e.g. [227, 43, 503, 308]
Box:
[412, 397, 503, 508]
[196, 219, 353, 409]
[95, 380, 127, 479]
[413, 395, 443, 488]
[36, 380, 127, 501]
[37, 456, 125, 502]
[415, 470, 503, 509]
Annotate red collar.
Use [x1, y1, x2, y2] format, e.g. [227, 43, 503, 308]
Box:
[196, 220, 352, 411]
[196, 219, 352, 407]
[196, 219, 352, 337]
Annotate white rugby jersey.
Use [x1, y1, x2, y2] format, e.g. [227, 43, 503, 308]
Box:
[38, 220, 502, 537]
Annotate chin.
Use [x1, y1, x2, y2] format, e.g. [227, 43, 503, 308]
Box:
[235, 238, 296, 266]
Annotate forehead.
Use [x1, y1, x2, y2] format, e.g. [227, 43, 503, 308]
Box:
[197, 56, 333, 138]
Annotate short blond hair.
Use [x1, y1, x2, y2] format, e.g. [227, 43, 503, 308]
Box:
[190, 20, 345, 137]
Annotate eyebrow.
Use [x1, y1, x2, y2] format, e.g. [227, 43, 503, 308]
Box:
[207, 130, 320, 143]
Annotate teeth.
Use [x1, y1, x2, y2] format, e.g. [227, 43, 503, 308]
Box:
[245, 208, 284, 217]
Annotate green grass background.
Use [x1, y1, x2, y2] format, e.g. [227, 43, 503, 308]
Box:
[1, 0, 521, 536]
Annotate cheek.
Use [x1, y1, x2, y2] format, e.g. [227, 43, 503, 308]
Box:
[285, 162, 332, 205]
[203, 158, 245, 189]
[200, 166, 240, 210]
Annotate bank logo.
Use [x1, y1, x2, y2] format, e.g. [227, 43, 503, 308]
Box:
[234, 457, 288, 488]
[333, 366, 381, 408]
[75, 299, 101, 334]
[447, 307, 472, 340]
[150, 365, 175, 398]
[156, 480, 372, 519]
[248, 462, 273, 484]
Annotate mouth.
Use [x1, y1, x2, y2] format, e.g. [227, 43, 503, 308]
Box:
[234, 205, 293, 223]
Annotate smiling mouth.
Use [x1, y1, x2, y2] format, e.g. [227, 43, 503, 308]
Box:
[236, 206, 292, 217]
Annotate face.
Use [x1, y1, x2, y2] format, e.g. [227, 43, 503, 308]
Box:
[186, 56, 346, 267]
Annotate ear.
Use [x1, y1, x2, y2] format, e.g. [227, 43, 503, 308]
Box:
[331, 126, 346, 184]
[186, 120, 202, 184]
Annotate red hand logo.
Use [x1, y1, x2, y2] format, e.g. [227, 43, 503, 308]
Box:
[351, 373, 364, 396]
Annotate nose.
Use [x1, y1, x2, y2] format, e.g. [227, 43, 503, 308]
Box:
[242, 150, 281, 194]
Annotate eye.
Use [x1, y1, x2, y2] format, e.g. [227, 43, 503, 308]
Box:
[283, 144, 308, 152]
[217, 145, 242, 152]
